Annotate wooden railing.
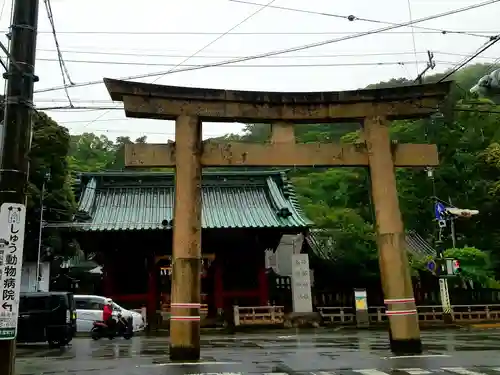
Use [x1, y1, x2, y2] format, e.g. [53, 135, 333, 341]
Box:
[141, 303, 500, 327]
[318, 304, 500, 324]
[233, 305, 285, 326]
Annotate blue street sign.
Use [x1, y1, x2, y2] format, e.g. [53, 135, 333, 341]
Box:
[427, 260, 436, 272]
[435, 202, 446, 220]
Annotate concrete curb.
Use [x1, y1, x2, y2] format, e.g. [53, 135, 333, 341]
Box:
[466, 322, 500, 330]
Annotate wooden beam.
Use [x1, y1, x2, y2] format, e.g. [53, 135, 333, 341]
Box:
[125, 142, 438, 168]
[105, 77, 451, 105]
[121, 95, 443, 122]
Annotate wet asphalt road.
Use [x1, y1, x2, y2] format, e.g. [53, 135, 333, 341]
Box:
[14, 329, 500, 375]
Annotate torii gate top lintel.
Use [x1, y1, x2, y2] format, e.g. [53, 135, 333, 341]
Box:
[103, 78, 452, 123]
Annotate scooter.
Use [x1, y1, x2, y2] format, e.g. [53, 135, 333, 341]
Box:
[91, 313, 133, 340]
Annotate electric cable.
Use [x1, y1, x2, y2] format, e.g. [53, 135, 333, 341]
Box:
[438, 35, 500, 82]
[0, 0, 7, 24]
[406, 0, 419, 76]
[43, 0, 74, 107]
[228, 0, 498, 39]
[78, 0, 278, 130]
[33, 0, 500, 95]
[32, 58, 449, 68]
[38, 104, 500, 115]
[23, 29, 500, 36]
[149, 0, 277, 85]
[32, 48, 500, 61]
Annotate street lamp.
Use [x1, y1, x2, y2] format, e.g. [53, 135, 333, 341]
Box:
[35, 170, 51, 292]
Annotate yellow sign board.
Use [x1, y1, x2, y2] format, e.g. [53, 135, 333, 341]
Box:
[354, 289, 368, 311]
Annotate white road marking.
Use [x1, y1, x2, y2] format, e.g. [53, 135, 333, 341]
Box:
[311, 372, 336, 375]
[353, 369, 391, 375]
[136, 361, 241, 367]
[399, 368, 433, 375]
[385, 355, 451, 359]
[442, 368, 488, 375]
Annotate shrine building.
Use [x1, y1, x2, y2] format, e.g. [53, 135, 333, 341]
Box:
[67, 169, 312, 320]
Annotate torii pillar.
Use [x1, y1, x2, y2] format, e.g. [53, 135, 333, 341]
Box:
[169, 115, 202, 360]
[364, 115, 421, 354]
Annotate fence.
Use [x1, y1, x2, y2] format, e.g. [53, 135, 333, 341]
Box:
[231, 304, 500, 327]
[233, 305, 285, 326]
[318, 304, 500, 325]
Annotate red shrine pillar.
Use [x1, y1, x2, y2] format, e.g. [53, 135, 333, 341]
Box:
[258, 266, 269, 305]
[214, 262, 223, 310]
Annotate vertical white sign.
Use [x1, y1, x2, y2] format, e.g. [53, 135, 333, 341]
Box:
[291, 254, 312, 313]
[0, 203, 26, 340]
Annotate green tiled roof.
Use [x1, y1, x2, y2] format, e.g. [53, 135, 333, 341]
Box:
[71, 170, 312, 232]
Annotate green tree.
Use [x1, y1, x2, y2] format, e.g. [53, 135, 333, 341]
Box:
[68, 133, 115, 173]
[25, 112, 77, 260]
[444, 247, 499, 288]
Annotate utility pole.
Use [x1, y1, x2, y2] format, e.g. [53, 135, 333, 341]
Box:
[0, 0, 40, 374]
[415, 51, 435, 84]
[35, 171, 50, 291]
[449, 197, 457, 249]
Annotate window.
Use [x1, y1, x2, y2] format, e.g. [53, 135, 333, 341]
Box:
[19, 296, 48, 313]
[75, 297, 103, 310]
[75, 298, 91, 310]
[88, 298, 104, 310]
[112, 303, 122, 312]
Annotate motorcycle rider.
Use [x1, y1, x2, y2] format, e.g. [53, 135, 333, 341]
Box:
[103, 298, 115, 330]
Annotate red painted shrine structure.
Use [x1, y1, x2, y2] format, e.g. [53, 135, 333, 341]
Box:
[69, 170, 311, 321]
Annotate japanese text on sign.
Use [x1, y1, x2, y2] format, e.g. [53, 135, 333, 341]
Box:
[0, 203, 26, 340]
[291, 254, 313, 313]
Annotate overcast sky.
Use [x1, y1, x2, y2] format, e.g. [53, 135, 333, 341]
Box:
[1, 0, 499, 143]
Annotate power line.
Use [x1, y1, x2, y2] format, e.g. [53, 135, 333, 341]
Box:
[32, 48, 500, 61]
[229, 0, 498, 39]
[34, 0, 500, 95]
[38, 104, 500, 115]
[16, 29, 500, 36]
[438, 35, 500, 82]
[406, 0, 419, 76]
[32, 58, 451, 68]
[81, 0, 278, 130]
[55, 104, 500, 126]
[43, 0, 74, 107]
[150, 0, 277, 85]
[37, 106, 122, 111]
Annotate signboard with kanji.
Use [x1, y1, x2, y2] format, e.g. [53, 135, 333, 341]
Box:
[0, 203, 26, 340]
[291, 254, 313, 313]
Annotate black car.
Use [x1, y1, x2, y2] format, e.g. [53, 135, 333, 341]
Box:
[17, 292, 76, 347]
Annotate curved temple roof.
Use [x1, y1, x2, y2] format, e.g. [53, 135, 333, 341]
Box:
[68, 170, 312, 232]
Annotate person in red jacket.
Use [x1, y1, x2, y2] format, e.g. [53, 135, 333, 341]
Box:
[103, 298, 114, 327]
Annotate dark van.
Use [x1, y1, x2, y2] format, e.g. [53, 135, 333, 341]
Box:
[17, 292, 76, 347]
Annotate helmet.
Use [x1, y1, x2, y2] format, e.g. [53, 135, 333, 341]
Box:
[105, 298, 113, 305]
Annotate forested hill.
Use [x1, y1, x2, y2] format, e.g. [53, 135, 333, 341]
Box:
[30, 62, 500, 287]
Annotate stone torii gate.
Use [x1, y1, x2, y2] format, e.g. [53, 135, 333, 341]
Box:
[104, 78, 451, 360]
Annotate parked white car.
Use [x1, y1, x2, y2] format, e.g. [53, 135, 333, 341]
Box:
[74, 294, 145, 333]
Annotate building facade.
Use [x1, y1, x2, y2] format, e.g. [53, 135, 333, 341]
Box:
[65, 170, 312, 320]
